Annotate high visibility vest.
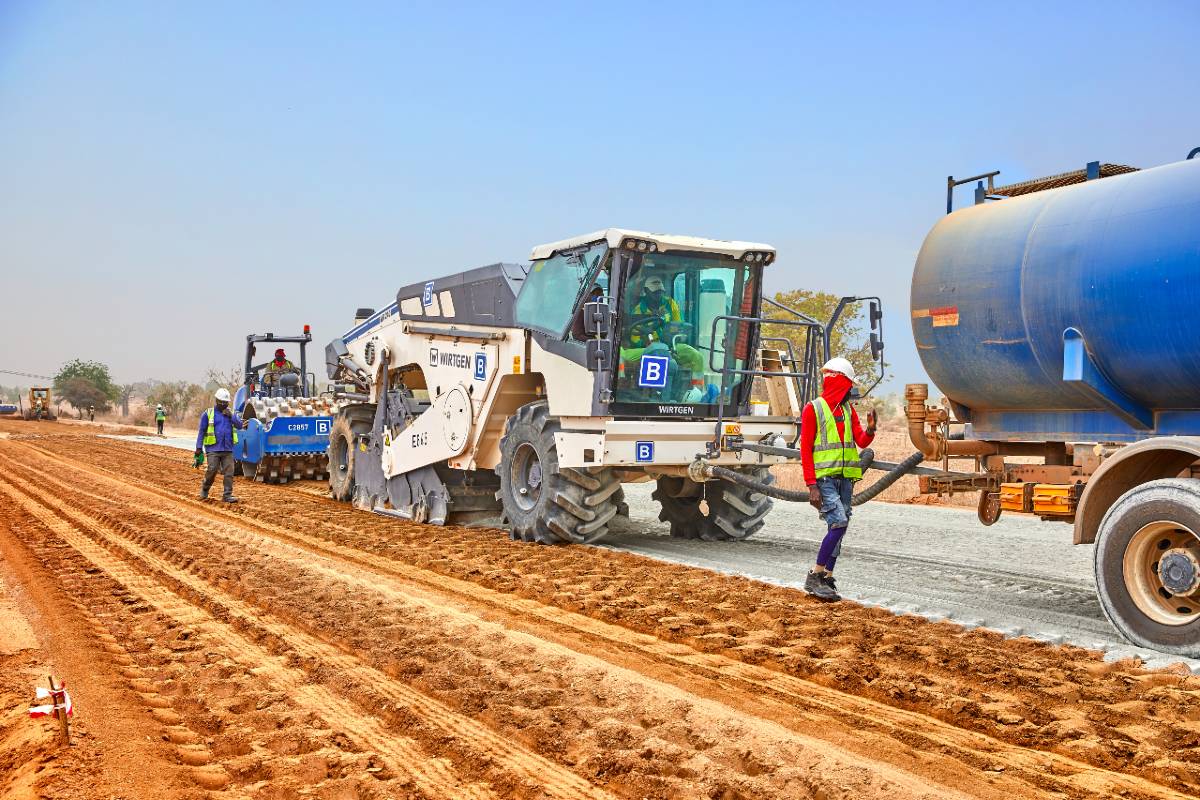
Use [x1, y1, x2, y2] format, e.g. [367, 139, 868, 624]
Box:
[629, 297, 682, 345]
[155, 409, 166, 421]
[266, 359, 295, 371]
[811, 397, 861, 480]
[202, 408, 238, 447]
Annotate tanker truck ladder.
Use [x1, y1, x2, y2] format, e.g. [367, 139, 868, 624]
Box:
[945, 162, 1139, 212]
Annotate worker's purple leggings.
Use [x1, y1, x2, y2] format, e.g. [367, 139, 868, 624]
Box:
[816, 524, 847, 571]
[815, 476, 852, 570]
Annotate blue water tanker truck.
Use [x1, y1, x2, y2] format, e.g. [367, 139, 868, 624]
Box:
[906, 149, 1200, 654]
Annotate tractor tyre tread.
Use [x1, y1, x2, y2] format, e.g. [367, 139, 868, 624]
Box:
[653, 468, 774, 541]
[497, 401, 619, 545]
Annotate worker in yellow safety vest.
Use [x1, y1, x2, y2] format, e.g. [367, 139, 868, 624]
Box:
[800, 357, 877, 601]
[626, 275, 682, 347]
[194, 387, 246, 502]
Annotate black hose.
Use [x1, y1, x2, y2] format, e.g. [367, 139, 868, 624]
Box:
[704, 448, 926, 506]
[707, 464, 813, 502]
[851, 451, 926, 505]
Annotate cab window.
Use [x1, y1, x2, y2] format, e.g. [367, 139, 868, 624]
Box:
[514, 242, 608, 337]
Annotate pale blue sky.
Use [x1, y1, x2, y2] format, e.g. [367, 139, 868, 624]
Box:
[2, 2, 1197, 389]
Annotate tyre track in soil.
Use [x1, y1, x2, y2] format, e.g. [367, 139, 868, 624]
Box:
[0, 471, 502, 800]
[0, 445, 966, 800]
[9, 435, 1200, 798]
[0, 462, 613, 800]
[10, 444, 1196, 799]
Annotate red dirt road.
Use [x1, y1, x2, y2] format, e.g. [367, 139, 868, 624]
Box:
[1, 421, 1198, 799]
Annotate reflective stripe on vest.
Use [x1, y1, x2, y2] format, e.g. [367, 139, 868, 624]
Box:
[202, 408, 238, 447]
[811, 397, 861, 480]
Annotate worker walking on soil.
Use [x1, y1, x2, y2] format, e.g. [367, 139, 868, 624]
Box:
[88, 404, 95, 422]
[802, 357, 876, 601]
[155, 404, 167, 435]
[195, 388, 246, 503]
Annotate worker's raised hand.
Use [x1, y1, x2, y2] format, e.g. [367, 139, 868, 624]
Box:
[808, 485, 822, 509]
[866, 409, 877, 432]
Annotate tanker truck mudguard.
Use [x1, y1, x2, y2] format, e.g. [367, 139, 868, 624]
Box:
[233, 327, 339, 483]
[324, 228, 886, 543]
[911, 150, 1200, 655]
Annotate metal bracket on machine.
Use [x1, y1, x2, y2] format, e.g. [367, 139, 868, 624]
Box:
[1062, 327, 1154, 430]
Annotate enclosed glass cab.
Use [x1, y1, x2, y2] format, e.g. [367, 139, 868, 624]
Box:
[612, 250, 759, 412]
[515, 231, 768, 418]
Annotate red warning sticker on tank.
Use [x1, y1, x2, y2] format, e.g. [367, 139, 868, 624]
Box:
[912, 306, 959, 327]
[930, 306, 959, 327]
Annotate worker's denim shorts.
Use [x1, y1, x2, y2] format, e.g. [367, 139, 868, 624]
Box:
[816, 476, 854, 528]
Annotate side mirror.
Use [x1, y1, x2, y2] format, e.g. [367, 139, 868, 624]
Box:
[582, 299, 612, 337]
[869, 300, 882, 329]
[870, 331, 884, 360]
[585, 340, 612, 372]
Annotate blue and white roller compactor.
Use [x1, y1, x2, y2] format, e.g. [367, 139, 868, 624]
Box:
[323, 229, 887, 542]
[907, 149, 1200, 654]
[233, 327, 339, 483]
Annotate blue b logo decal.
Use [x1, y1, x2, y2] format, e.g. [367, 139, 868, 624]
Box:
[638, 355, 669, 388]
[474, 353, 486, 380]
[422, 281, 435, 307]
[635, 441, 654, 462]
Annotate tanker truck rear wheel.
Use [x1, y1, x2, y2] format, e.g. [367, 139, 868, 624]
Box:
[653, 469, 774, 541]
[496, 401, 620, 545]
[1094, 478, 1200, 656]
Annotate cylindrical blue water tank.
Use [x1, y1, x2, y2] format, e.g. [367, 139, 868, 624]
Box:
[911, 158, 1200, 429]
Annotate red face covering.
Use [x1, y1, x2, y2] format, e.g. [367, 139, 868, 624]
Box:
[821, 373, 853, 408]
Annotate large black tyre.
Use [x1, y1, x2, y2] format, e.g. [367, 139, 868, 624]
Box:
[1094, 478, 1200, 656]
[496, 401, 620, 545]
[652, 468, 774, 541]
[327, 415, 358, 501]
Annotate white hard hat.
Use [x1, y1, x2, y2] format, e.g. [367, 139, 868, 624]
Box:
[214, 388, 232, 402]
[821, 357, 856, 382]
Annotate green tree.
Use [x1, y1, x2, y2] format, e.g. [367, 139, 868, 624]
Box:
[54, 359, 119, 404]
[58, 377, 110, 415]
[760, 290, 886, 390]
[146, 381, 204, 424]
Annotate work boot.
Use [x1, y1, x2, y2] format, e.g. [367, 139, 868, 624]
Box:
[820, 573, 841, 601]
[222, 496, 240, 504]
[804, 571, 838, 601]
[199, 489, 210, 501]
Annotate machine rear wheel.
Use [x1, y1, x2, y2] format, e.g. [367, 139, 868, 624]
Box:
[653, 469, 774, 541]
[1095, 477, 1200, 656]
[328, 415, 357, 501]
[496, 401, 620, 545]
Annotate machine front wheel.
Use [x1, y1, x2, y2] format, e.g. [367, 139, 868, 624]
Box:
[496, 401, 620, 545]
[1094, 477, 1200, 656]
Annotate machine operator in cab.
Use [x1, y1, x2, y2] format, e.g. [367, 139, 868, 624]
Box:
[801, 357, 876, 601]
[626, 274, 681, 347]
[265, 348, 295, 375]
